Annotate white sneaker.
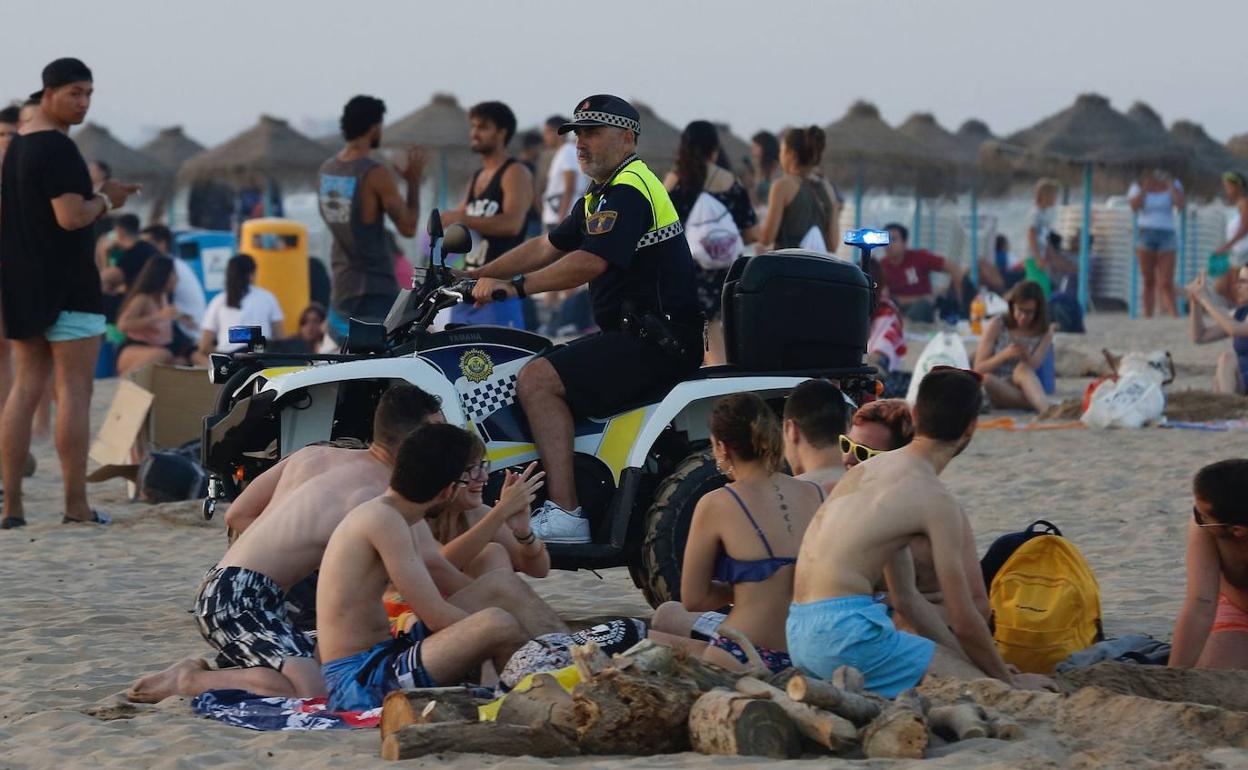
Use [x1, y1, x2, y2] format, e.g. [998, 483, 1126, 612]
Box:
[531, 500, 590, 544]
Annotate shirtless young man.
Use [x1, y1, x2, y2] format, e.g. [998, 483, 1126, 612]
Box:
[789, 368, 1052, 696]
[318, 424, 528, 711]
[782, 379, 851, 494]
[126, 385, 556, 702]
[1170, 459, 1248, 670]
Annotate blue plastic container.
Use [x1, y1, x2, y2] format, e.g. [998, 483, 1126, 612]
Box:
[174, 230, 236, 304]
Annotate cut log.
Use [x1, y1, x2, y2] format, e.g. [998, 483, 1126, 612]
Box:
[766, 667, 800, 689]
[572, 669, 701, 754]
[571, 641, 612, 681]
[617, 639, 743, 692]
[786, 674, 882, 724]
[495, 673, 577, 735]
[735, 676, 858, 754]
[688, 688, 801, 759]
[832, 665, 865, 693]
[381, 722, 578, 760]
[380, 687, 480, 740]
[714, 624, 768, 676]
[929, 702, 989, 741]
[986, 712, 1024, 740]
[861, 689, 929, 760]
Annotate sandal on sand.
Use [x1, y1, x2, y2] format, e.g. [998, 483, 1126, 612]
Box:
[62, 510, 111, 525]
[0, 517, 26, 530]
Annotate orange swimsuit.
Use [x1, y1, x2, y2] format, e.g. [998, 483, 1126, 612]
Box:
[1212, 594, 1248, 635]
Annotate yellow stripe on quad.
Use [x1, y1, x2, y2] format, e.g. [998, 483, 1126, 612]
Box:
[597, 407, 649, 481]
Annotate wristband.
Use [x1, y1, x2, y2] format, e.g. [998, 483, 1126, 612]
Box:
[97, 194, 113, 215]
[517, 530, 537, 546]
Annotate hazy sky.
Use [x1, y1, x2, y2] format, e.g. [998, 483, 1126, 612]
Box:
[6, 0, 1246, 148]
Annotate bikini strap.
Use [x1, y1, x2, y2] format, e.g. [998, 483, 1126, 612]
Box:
[805, 479, 826, 503]
[722, 485, 776, 558]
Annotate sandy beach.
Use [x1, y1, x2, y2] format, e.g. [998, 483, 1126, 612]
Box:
[2, 313, 1247, 769]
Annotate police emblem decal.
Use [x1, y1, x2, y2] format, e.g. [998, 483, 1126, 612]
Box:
[459, 349, 495, 383]
[587, 210, 618, 235]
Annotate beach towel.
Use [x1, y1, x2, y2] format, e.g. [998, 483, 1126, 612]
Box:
[1054, 634, 1171, 672]
[191, 689, 382, 730]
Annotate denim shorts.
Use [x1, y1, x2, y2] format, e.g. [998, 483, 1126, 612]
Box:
[1137, 227, 1176, 253]
[45, 311, 106, 342]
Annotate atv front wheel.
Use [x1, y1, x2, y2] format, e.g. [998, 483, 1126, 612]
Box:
[638, 450, 727, 607]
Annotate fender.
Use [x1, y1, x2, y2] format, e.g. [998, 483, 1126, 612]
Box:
[623, 376, 812, 470]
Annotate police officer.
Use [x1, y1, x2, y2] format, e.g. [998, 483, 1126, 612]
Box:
[470, 95, 701, 543]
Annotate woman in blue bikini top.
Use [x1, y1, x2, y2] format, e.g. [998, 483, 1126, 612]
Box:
[678, 393, 825, 672]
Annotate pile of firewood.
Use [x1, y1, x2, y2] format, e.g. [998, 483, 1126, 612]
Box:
[378, 630, 1023, 761]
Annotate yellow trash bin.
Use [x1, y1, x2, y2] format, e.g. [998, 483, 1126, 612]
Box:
[239, 218, 309, 337]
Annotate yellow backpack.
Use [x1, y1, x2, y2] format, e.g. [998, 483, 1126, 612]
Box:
[988, 531, 1103, 674]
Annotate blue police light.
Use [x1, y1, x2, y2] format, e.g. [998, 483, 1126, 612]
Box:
[843, 228, 890, 248]
[227, 326, 263, 347]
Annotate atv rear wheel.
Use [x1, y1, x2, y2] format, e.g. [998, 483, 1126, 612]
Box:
[638, 450, 727, 607]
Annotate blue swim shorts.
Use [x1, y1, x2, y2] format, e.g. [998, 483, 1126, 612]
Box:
[786, 595, 934, 698]
[321, 622, 436, 712]
[45, 311, 106, 342]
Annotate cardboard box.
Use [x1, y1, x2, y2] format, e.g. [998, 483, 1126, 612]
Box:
[88, 365, 220, 483]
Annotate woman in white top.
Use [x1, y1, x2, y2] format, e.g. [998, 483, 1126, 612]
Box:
[1128, 169, 1185, 318]
[1215, 171, 1248, 306]
[192, 254, 284, 365]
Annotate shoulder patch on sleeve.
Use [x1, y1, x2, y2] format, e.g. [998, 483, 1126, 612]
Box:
[586, 210, 618, 235]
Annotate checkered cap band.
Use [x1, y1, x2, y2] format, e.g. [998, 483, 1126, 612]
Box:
[636, 221, 683, 249]
[461, 373, 519, 423]
[573, 110, 641, 135]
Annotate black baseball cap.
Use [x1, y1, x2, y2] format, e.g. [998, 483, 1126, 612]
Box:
[558, 95, 641, 136]
[30, 57, 93, 101]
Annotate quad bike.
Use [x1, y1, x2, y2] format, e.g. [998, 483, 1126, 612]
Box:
[201, 213, 884, 606]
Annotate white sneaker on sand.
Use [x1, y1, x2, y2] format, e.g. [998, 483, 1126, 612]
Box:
[531, 500, 590, 544]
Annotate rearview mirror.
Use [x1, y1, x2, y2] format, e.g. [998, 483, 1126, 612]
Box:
[843, 228, 889, 248]
[427, 209, 443, 239]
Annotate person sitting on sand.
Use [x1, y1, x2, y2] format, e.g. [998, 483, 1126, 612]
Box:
[426, 461, 551, 578]
[973, 280, 1057, 414]
[840, 398, 915, 471]
[789, 367, 1053, 695]
[651, 394, 824, 674]
[126, 385, 558, 703]
[317, 424, 530, 710]
[1170, 459, 1248, 670]
[781, 379, 851, 495]
[1187, 267, 1248, 395]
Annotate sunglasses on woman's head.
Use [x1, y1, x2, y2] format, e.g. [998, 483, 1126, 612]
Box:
[1193, 506, 1239, 529]
[839, 434, 883, 463]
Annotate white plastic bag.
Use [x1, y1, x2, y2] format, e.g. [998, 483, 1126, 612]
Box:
[1081, 374, 1165, 429]
[799, 225, 828, 254]
[685, 192, 744, 270]
[905, 331, 971, 404]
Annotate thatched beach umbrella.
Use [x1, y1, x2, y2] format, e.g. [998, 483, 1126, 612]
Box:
[954, 119, 996, 163]
[138, 126, 205, 174]
[1229, 133, 1248, 162]
[949, 119, 1000, 283]
[980, 93, 1192, 311]
[384, 93, 474, 209]
[73, 122, 170, 193]
[178, 115, 328, 193]
[1169, 121, 1248, 196]
[632, 101, 681, 177]
[1126, 101, 1167, 137]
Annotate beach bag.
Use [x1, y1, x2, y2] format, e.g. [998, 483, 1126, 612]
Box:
[138, 450, 208, 503]
[986, 520, 1103, 674]
[685, 192, 744, 270]
[1081, 374, 1165, 429]
[904, 330, 971, 404]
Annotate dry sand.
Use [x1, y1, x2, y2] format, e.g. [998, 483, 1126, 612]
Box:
[1, 314, 1247, 769]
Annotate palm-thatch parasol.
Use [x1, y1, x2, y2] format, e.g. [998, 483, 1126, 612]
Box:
[713, 122, 752, 177]
[383, 93, 474, 208]
[1169, 121, 1248, 197]
[178, 115, 328, 192]
[980, 93, 1193, 311]
[954, 119, 996, 163]
[73, 122, 171, 192]
[138, 126, 205, 174]
[1229, 133, 1248, 162]
[821, 101, 952, 198]
[1126, 101, 1167, 137]
[632, 101, 682, 177]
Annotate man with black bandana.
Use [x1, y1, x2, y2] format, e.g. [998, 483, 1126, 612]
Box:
[470, 94, 701, 544]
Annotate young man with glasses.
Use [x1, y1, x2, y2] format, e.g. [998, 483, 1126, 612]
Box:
[838, 398, 914, 471]
[1170, 459, 1248, 670]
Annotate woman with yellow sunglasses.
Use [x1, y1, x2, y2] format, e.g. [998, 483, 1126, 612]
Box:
[840, 399, 914, 470]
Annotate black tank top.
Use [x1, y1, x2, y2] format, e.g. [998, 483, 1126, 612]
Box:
[462, 158, 525, 269]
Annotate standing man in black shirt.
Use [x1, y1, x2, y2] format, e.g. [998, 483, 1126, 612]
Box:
[470, 95, 701, 544]
[441, 101, 533, 329]
[0, 58, 139, 528]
